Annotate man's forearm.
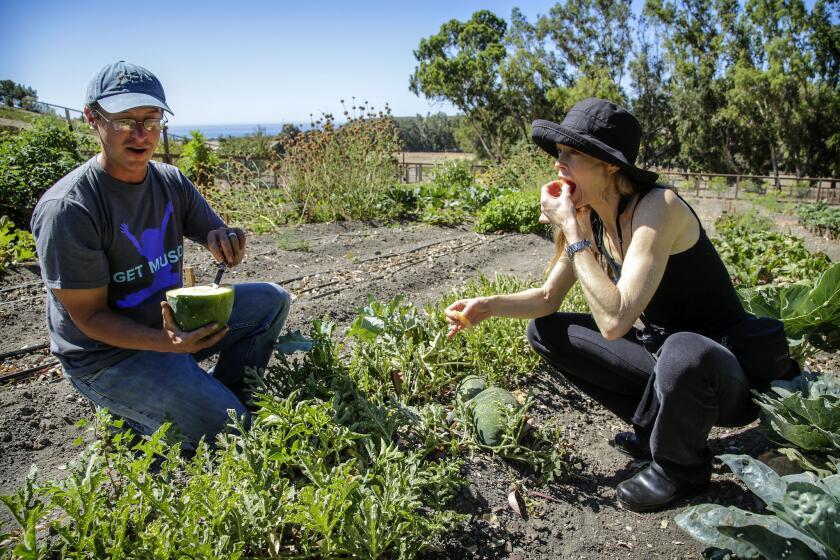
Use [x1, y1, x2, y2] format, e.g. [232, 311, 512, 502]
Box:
[78, 309, 171, 352]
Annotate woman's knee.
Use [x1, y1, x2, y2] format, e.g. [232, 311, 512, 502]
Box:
[656, 332, 730, 389]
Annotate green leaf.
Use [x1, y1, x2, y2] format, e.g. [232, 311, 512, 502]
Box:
[718, 454, 787, 505]
[781, 393, 840, 432]
[716, 516, 822, 560]
[274, 330, 314, 354]
[675, 504, 762, 558]
[775, 482, 840, 559]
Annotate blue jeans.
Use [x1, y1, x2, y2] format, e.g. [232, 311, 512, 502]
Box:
[68, 283, 291, 450]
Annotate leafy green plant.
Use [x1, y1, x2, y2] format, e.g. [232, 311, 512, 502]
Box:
[475, 189, 545, 234]
[798, 203, 840, 240]
[0, 380, 464, 558]
[479, 140, 556, 192]
[453, 392, 570, 481]
[0, 215, 35, 271]
[791, 180, 812, 200]
[708, 176, 730, 196]
[715, 212, 831, 287]
[738, 263, 840, 360]
[742, 178, 767, 194]
[753, 371, 840, 476]
[431, 159, 474, 190]
[274, 230, 311, 252]
[381, 180, 512, 226]
[0, 118, 86, 225]
[178, 130, 221, 186]
[676, 454, 840, 560]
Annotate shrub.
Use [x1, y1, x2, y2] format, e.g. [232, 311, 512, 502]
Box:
[798, 203, 840, 239]
[216, 126, 273, 159]
[0, 119, 85, 226]
[743, 178, 767, 194]
[178, 130, 220, 186]
[430, 160, 474, 190]
[480, 140, 555, 192]
[0, 215, 36, 271]
[380, 179, 512, 226]
[278, 101, 402, 223]
[708, 176, 729, 196]
[791, 180, 811, 200]
[475, 189, 545, 234]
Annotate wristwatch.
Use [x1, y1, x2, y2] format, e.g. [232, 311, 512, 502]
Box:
[565, 239, 592, 261]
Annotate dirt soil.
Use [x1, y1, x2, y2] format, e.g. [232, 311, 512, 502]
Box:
[1, 197, 837, 558]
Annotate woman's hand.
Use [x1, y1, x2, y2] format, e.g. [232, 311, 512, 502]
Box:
[541, 181, 591, 242]
[444, 297, 491, 338]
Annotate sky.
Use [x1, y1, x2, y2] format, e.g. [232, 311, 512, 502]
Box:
[0, 0, 568, 126]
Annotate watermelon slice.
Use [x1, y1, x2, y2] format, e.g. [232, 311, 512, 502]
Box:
[165, 285, 235, 332]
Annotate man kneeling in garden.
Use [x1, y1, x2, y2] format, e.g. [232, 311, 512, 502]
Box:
[31, 61, 290, 450]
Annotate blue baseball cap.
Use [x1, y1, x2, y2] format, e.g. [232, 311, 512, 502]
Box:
[85, 61, 173, 115]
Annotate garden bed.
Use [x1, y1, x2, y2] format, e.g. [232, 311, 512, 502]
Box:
[1, 199, 837, 558]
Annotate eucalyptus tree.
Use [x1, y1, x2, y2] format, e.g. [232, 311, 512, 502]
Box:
[534, 0, 634, 109]
[410, 10, 516, 160]
[643, 0, 737, 173]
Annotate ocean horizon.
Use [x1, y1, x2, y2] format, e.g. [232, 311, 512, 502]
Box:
[165, 123, 310, 139]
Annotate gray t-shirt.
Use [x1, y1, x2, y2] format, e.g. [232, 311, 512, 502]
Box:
[31, 156, 225, 377]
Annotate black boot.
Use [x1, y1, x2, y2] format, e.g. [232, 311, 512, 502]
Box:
[611, 431, 651, 460]
[616, 464, 707, 513]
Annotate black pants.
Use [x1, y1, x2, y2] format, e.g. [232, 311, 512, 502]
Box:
[526, 313, 758, 485]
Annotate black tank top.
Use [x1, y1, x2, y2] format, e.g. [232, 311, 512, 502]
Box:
[592, 186, 747, 338]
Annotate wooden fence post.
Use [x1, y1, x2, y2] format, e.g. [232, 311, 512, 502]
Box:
[64, 108, 73, 132]
[162, 126, 171, 164]
[734, 175, 740, 200]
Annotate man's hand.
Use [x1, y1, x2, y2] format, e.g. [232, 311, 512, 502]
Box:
[207, 227, 246, 266]
[161, 301, 228, 353]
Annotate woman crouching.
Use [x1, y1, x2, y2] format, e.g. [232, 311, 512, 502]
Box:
[445, 98, 795, 512]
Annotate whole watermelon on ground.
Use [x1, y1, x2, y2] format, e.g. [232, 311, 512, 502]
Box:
[467, 386, 520, 446]
[165, 285, 234, 331]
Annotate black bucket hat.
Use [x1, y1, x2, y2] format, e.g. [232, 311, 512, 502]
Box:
[531, 98, 658, 184]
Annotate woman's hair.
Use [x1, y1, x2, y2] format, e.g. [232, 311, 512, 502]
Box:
[544, 164, 644, 276]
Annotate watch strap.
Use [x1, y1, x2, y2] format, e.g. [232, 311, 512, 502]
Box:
[565, 239, 592, 261]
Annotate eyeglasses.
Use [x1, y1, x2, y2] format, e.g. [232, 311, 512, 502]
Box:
[94, 110, 166, 132]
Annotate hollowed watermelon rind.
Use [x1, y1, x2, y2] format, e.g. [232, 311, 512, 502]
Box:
[165, 286, 235, 332]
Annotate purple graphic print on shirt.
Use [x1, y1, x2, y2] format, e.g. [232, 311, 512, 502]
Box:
[116, 202, 181, 308]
